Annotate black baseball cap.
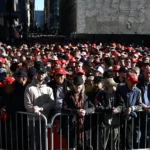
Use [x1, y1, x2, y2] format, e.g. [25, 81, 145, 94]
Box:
[73, 76, 83, 86]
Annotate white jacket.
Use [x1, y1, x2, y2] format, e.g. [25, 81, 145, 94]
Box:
[24, 78, 55, 118]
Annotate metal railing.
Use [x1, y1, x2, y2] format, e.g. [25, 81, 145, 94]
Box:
[47, 111, 150, 150]
[0, 111, 48, 150]
[0, 111, 150, 150]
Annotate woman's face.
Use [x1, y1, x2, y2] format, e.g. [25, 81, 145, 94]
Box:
[73, 84, 83, 93]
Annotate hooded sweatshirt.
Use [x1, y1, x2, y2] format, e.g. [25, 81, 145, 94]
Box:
[24, 78, 55, 118]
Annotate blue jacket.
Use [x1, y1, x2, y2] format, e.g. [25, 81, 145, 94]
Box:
[117, 83, 142, 112]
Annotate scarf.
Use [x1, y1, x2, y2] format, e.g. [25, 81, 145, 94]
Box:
[71, 91, 85, 147]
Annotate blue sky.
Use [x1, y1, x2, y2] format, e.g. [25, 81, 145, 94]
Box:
[35, 0, 44, 10]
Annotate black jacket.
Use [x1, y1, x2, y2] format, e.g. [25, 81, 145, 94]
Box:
[137, 75, 148, 104]
[94, 89, 124, 127]
[61, 91, 95, 133]
[137, 75, 150, 119]
[1, 81, 26, 113]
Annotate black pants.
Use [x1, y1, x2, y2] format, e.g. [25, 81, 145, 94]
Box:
[140, 117, 150, 148]
[29, 120, 46, 150]
[63, 125, 93, 150]
[4, 113, 28, 150]
[120, 118, 139, 150]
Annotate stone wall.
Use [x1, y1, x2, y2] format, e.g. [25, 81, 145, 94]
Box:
[77, 0, 150, 34]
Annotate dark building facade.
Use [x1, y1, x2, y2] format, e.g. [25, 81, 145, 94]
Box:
[59, 0, 76, 35]
[29, 0, 35, 32]
[44, 0, 50, 31]
[0, 0, 35, 40]
[0, 0, 21, 40]
[48, 0, 76, 35]
[50, 0, 60, 33]
[0, 0, 6, 39]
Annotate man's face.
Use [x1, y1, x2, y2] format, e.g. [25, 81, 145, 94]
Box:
[94, 56, 100, 62]
[119, 72, 126, 79]
[37, 72, 46, 82]
[125, 59, 131, 68]
[94, 71, 102, 77]
[127, 80, 137, 88]
[144, 67, 150, 82]
[54, 74, 66, 84]
[76, 63, 83, 70]
[120, 59, 125, 66]
[15, 76, 27, 85]
[94, 82, 102, 90]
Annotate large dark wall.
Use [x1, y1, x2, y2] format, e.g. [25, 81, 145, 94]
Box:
[59, 0, 76, 36]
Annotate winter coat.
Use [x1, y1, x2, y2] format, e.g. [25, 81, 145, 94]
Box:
[24, 78, 55, 118]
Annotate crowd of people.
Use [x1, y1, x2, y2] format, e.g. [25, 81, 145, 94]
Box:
[0, 41, 150, 150]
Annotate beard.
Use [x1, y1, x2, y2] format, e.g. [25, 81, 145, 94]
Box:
[37, 76, 45, 82]
[37, 78, 44, 82]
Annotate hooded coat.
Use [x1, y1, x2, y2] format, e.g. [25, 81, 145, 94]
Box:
[24, 78, 55, 118]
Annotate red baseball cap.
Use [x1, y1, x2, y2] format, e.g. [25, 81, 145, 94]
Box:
[131, 58, 138, 63]
[54, 60, 62, 65]
[110, 42, 116, 48]
[59, 48, 64, 52]
[75, 69, 85, 75]
[112, 51, 119, 56]
[61, 59, 67, 64]
[113, 65, 120, 71]
[127, 73, 138, 83]
[70, 57, 77, 63]
[0, 82, 3, 88]
[0, 57, 5, 64]
[3, 77, 15, 86]
[35, 48, 40, 53]
[127, 47, 132, 51]
[54, 67, 67, 75]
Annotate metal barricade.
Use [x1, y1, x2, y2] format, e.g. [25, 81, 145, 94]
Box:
[47, 111, 150, 150]
[0, 111, 48, 150]
[1, 111, 150, 150]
